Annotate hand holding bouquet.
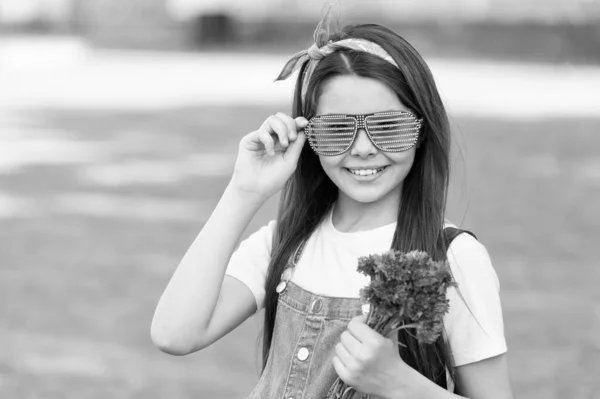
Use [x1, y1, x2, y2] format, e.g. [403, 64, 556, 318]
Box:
[326, 250, 456, 399]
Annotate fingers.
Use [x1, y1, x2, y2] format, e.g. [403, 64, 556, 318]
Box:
[257, 129, 276, 156]
[249, 114, 309, 157]
[340, 330, 362, 355]
[253, 115, 287, 156]
[332, 356, 351, 385]
[275, 112, 297, 142]
[292, 115, 309, 137]
[348, 315, 381, 344]
[291, 116, 309, 143]
[274, 113, 309, 142]
[280, 116, 308, 167]
[282, 126, 306, 163]
[335, 340, 354, 368]
[268, 114, 309, 144]
[272, 114, 290, 147]
[260, 113, 291, 149]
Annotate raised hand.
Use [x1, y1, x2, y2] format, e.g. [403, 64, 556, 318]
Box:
[230, 112, 308, 201]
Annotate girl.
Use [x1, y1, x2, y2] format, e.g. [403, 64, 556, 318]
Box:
[151, 10, 513, 399]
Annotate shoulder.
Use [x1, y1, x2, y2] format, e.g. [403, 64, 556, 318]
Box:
[239, 219, 277, 252]
[446, 229, 486, 258]
[446, 230, 499, 289]
[255, 219, 277, 238]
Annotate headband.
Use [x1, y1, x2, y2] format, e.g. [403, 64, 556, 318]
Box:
[275, 8, 399, 103]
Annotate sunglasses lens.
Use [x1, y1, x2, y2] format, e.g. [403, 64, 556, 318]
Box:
[366, 112, 421, 152]
[306, 116, 356, 156]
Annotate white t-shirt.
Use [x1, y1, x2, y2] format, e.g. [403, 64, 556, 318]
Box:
[226, 210, 507, 367]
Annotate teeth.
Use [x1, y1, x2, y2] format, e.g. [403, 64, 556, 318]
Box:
[348, 167, 386, 176]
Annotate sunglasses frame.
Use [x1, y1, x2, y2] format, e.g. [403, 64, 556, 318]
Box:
[304, 110, 423, 156]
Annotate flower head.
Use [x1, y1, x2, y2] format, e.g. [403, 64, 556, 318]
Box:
[358, 249, 456, 344]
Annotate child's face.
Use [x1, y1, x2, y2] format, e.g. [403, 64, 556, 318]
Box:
[315, 75, 417, 205]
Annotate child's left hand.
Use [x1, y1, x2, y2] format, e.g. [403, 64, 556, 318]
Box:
[332, 314, 418, 398]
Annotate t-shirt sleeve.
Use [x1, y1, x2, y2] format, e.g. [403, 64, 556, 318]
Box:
[225, 220, 276, 312]
[444, 233, 507, 366]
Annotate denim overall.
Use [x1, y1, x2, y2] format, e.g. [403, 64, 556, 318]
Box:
[248, 228, 470, 398]
[248, 240, 364, 399]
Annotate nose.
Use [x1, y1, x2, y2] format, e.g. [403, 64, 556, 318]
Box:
[349, 128, 377, 157]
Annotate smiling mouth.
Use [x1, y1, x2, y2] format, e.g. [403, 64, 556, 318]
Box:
[345, 166, 390, 176]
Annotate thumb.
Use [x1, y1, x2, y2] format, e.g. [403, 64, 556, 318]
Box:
[294, 116, 309, 130]
[282, 130, 307, 164]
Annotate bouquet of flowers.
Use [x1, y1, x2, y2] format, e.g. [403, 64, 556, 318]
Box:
[325, 250, 456, 399]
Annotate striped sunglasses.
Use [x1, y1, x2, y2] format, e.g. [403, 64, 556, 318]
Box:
[304, 110, 423, 156]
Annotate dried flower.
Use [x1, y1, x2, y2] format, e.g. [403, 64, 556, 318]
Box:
[326, 250, 456, 399]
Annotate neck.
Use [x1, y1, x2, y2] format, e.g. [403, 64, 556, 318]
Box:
[332, 188, 400, 233]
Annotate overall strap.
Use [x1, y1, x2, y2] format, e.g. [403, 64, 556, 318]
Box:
[443, 226, 477, 248]
[433, 227, 477, 391]
[291, 238, 309, 267]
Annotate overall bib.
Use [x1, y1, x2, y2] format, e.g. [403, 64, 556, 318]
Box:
[248, 280, 362, 399]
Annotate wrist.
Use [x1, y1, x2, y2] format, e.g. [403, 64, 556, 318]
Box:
[384, 367, 430, 399]
[224, 181, 269, 210]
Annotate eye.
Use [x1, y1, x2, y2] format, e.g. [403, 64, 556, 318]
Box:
[375, 121, 398, 131]
[312, 116, 355, 133]
[367, 112, 419, 136]
[329, 123, 353, 130]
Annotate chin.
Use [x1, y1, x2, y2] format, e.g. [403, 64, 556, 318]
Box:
[341, 187, 393, 204]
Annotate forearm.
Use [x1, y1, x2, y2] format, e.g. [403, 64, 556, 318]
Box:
[384, 369, 465, 399]
[151, 183, 265, 350]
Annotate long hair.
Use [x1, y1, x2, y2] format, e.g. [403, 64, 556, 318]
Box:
[262, 24, 459, 392]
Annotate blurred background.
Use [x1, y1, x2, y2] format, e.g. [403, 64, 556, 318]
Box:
[1, 0, 599, 398]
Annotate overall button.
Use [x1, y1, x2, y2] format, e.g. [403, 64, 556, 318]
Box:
[310, 298, 323, 313]
[275, 281, 287, 294]
[297, 347, 309, 361]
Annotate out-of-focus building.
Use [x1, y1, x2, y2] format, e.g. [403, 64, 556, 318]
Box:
[0, 0, 73, 31]
[1, 0, 598, 62]
[72, 0, 181, 49]
[167, 0, 600, 24]
[3, 0, 600, 32]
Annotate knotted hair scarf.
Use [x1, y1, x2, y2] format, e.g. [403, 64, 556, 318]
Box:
[275, 6, 400, 104]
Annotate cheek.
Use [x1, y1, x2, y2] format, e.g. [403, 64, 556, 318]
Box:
[389, 149, 417, 168]
[319, 155, 345, 174]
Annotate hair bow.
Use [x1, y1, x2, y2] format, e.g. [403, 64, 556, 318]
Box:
[275, 5, 338, 82]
